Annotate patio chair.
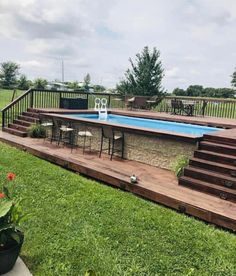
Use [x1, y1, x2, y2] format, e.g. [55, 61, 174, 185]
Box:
[145, 96, 163, 110]
[201, 100, 208, 116]
[126, 97, 135, 109]
[126, 96, 150, 110]
[99, 126, 124, 160]
[171, 99, 184, 115]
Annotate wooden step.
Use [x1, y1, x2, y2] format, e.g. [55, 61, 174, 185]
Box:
[22, 111, 39, 118]
[2, 127, 27, 137]
[179, 176, 236, 203]
[184, 166, 236, 189]
[200, 141, 236, 156]
[13, 119, 31, 127]
[194, 150, 236, 166]
[204, 134, 236, 146]
[190, 158, 236, 177]
[9, 123, 29, 132]
[18, 115, 39, 123]
[27, 108, 42, 113]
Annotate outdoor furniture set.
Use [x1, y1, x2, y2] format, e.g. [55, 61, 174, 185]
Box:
[41, 118, 124, 160]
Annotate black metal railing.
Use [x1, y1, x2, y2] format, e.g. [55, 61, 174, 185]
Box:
[156, 96, 236, 118]
[2, 90, 236, 129]
[1, 88, 122, 128]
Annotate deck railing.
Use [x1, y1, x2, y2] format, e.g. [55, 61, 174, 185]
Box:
[2, 90, 236, 128]
[1, 88, 122, 128]
[156, 96, 236, 119]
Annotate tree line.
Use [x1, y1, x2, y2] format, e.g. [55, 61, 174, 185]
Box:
[1, 50, 236, 99]
[0, 62, 106, 92]
[172, 85, 235, 98]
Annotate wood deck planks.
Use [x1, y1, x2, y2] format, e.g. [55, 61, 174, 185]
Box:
[0, 130, 236, 231]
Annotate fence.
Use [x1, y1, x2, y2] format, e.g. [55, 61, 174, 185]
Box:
[156, 96, 236, 118]
[2, 90, 236, 128]
[1, 88, 122, 128]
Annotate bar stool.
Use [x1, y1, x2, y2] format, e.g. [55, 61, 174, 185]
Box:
[50, 117, 62, 144]
[58, 125, 75, 147]
[72, 124, 93, 154]
[99, 126, 124, 160]
[41, 121, 53, 141]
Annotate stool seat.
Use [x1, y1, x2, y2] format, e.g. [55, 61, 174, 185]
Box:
[41, 122, 53, 127]
[78, 131, 92, 137]
[114, 135, 122, 140]
[60, 127, 74, 132]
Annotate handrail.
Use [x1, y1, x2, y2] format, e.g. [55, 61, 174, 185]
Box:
[166, 95, 236, 102]
[1, 88, 32, 112]
[31, 88, 119, 96]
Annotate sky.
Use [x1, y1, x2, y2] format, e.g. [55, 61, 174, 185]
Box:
[0, 0, 235, 91]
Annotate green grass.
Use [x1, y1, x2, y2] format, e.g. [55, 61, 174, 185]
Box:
[0, 89, 23, 125]
[0, 142, 236, 275]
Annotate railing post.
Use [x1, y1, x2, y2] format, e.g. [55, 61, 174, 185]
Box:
[59, 92, 62, 108]
[30, 89, 34, 108]
[86, 93, 89, 109]
[108, 95, 111, 108]
[2, 111, 5, 128]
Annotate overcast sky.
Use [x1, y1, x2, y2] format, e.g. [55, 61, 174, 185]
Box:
[0, 0, 235, 91]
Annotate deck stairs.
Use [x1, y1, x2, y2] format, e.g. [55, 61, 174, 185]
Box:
[2, 109, 40, 137]
[179, 133, 236, 203]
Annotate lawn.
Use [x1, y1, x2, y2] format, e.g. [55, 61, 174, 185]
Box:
[0, 142, 236, 275]
[0, 89, 23, 125]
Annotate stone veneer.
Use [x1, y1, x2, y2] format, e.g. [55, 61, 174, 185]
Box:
[77, 125, 196, 170]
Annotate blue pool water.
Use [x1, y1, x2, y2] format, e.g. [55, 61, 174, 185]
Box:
[64, 113, 219, 136]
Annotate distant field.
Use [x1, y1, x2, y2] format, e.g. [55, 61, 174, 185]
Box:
[0, 89, 23, 125]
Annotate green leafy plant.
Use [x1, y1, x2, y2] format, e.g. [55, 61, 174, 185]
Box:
[173, 156, 189, 177]
[0, 172, 26, 250]
[28, 124, 46, 138]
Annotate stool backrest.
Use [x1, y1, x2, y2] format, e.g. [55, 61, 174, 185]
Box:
[102, 126, 113, 139]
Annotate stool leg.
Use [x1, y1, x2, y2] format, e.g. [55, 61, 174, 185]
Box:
[83, 135, 86, 154]
[121, 133, 124, 159]
[58, 130, 62, 146]
[111, 138, 115, 160]
[99, 135, 103, 158]
[108, 139, 111, 154]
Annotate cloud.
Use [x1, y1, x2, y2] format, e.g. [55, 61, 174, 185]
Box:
[0, 0, 235, 90]
[165, 67, 180, 78]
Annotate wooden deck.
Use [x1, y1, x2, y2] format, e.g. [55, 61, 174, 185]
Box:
[0, 130, 236, 231]
[32, 108, 236, 129]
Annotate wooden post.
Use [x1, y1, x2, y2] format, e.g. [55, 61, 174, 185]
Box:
[30, 90, 34, 108]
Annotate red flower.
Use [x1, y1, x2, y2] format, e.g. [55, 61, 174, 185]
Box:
[0, 193, 5, 199]
[7, 173, 16, 181]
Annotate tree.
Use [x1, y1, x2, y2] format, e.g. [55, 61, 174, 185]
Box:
[116, 46, 165, 96]
[18, 74, 31, 90]
[172, 86, 235, 98]
[33, 78, 48, 89]
[231, 68, 236, 89]
[93, 84, 106, 92]
[0, 61, 20, 88]
[83, 73, 91, 91]
[173, 88, 186, 96]
[67, 81, 79, 90]
[186, 85, 203, 97]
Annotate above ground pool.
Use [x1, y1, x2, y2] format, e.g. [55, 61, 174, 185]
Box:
[61, 113, 219, 136]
